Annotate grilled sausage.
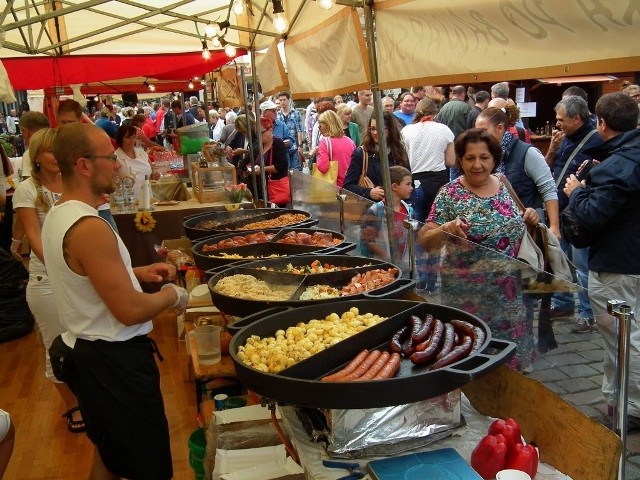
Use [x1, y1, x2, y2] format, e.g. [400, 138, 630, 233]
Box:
[336, 350, 381, 381]
[450, 319, 476, 337]
[358, 351, 391, 380]
[473, 326, 486, 352]
[410, 319, 444, 364]
[413, 314, 434, 344]
[373, 352, 402, 379]
[321, 349, 368, 381]
[402, 335, 417, 357]
[436, 323, 455, 360]
[410, 315, 423, 337]
[389, 326, 409, 354]
[431, 335, 473, 370]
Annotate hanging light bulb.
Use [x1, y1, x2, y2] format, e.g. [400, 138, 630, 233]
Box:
[193, 76, 200, 81]
[205, 23, 220, 38]
[188, 81, 195, 89]
[93, 96, 99, 101]
[201, 79, 207, 86]
[201, 40, 211, 60]
[212, 36, 222, 48]
[220, 38, 237, 58]
[148, 84, 156, 92]
[224, 43, 237, 57]
[316, 0, 335, 9]
[232, 0, 245, 15]
[272, 0, 288, 33]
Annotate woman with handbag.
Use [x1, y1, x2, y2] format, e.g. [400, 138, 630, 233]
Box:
[315, 110, 356, 187]
[342, 112, 409, 201]
[418, 129, 540, 372]
[249, 117, 290, 207]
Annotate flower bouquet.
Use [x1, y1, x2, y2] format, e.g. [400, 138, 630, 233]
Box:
[224, 183, 247, 210]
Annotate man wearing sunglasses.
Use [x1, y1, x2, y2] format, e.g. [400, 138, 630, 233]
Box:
[42, 123, 188, 480]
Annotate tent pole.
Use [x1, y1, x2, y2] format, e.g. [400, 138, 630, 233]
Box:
[239, 63, 261, 204]
[363, 0, 399, 261]
[249, 48, 269, 207]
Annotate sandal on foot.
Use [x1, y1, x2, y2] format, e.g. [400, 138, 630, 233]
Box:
[62, 406, 87, 433]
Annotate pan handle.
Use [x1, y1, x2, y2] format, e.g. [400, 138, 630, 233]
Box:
[438, 338, 516, 376]
[363, 277, 416, 298]
[226, 306, 294, 334]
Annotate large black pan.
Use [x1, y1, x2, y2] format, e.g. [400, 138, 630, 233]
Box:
[208, 256, 414, 317]
[183, 208, 316, 240]
[229, 299, 515, 409]
[192, 228, 353, 271]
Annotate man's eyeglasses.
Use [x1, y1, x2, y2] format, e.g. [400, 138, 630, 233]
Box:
[85, 154, 118, 162]
[632, 94, 640, 100]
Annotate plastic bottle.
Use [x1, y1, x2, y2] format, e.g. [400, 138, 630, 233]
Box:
[139, 175, 152, 210]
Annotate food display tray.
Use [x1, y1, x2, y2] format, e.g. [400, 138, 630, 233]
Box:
[183, 208, 316, 240]
[229, 299, 515, 409]
[208, 256, 414, 318]
[192, 227, 353, 271]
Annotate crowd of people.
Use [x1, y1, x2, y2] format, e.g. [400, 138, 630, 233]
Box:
[1, 79, 640, 478]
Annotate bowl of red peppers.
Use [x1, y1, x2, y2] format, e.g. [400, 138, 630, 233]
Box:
[470, 417, 538, 479]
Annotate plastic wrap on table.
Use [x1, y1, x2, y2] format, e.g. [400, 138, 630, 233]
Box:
[325, 390, 461, 457]
[156, 246, 195, 269]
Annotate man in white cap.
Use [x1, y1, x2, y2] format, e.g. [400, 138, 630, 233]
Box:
[260, 100, 294, 148]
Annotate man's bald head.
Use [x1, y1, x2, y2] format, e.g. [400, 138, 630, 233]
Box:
[488, 98, 507, 109]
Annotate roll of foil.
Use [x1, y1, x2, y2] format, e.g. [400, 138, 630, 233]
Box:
[327, 390, 461, 456]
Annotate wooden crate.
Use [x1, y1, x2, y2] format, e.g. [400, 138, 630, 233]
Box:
[190, 164, 237, 203]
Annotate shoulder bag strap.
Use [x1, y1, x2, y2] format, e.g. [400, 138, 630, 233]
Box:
[266, 146, 274, 179]
[554, 129, 597, 188]
[359, 147, 368, 184]
[324, 136, 333, 161]
[498, 174, 526, 216]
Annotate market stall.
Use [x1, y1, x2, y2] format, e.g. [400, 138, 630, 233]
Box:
[3, 3, 637, 479]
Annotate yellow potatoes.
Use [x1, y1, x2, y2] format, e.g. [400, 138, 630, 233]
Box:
[236, 307, 387, 373]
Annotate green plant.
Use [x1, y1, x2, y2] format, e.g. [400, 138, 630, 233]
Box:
[0, 137, 16, 158]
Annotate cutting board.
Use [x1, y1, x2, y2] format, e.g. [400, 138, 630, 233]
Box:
[367, 448, 482, 480]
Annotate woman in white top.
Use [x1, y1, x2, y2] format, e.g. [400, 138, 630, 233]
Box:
[115, 124, 152, 200]
[12, 128, 84, 433]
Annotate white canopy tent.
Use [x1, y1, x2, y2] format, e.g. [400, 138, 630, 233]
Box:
[2, 0, 638, 97]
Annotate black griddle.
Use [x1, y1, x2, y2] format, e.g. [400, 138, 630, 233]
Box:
[208, 256, 413, 317]
[229, 299, 515, 409]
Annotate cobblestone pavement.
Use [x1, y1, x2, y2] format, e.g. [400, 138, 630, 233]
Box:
[420, 291, 640, 478]
[528, 315, 640, 479]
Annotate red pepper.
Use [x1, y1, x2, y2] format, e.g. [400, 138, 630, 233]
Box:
[470, 433, 508, 480]
[505, 443, 539, 478]
[488, 418, 523, 448]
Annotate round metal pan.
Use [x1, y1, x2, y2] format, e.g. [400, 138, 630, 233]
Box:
[229, 299, 515, 409]
[192, 227, 352, 271]
[208, 256, 414, 318]
[183, 208, 316, 240]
